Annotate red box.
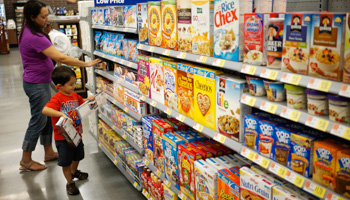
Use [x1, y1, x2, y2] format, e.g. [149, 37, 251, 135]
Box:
[164, 118, 189, 131]
[196, 141, 225, 157]
[189, 142, 216, 158]
[203, 140, 233, 155]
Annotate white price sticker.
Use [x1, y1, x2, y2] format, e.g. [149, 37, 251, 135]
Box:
[212, 59, 225, 67]
[339, 84, 350, 98]
[193, 123, 204, 132]
[304, 181, 326, 198]
[150, 100, 157, 107]
[164, 107, 172, 115]
[241, 95, 256, 107]
[164, 179, 171, 187]
[281, 73, 301, 85]
[305, 116, 329, 132]
[148, 46, 155, 52]
[177, 52, 186, 59]
[241, 65, 256, 75]
[138, 44, 143, 49]
[113, 57, 117, 62]
[196, 56, 207, 63]
[285, 171, 305, 188]
[240, 147, 250, 158]
[213, 133, 226, 144]
[260, 69, 278, 80]
[331, 123, 350, 141]
[268, 162, 280, 174]
[280, 107, 301, 122]
[253, 154, 270, 169]
[325, 192, 345, 200]
[162, 49, 170, 56]
[176, 114, 185, 122]
[140, 95, 146, 101]
[307, 78, 331, 92]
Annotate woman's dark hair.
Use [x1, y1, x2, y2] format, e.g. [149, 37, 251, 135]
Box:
[19, 0, 50, 43]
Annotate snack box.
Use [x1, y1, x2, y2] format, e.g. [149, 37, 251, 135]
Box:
[243, 114, 261, 151]
[213, 0, 241, 61]
[137, 3, 149, 45]
[258, 119, 278, 159]
[148, 1, 162, 46]
[128, 40, 139, 62]
[204, 140, 234, 155]
[161, 0, 178, 50]
[218, 168, 240, 200]
[194, 67, 223, 130]
[282, 13, 313, 75]
[197, 140, 224, 157]
[194, 160, 218, 200]
[113, 81, 124, 105]
[216, 75, 247, 142]
[153, 119, 174, 173]
[142, 115, 162, 164]
[149, 57, 165, 104]
[178, 143, 206, 200]
[240, 166, 275, 200]
[103, 7, 111, 26]
[162, 132, 186, 189]
[173, 130, 197, 143]
[163, 118, 188, 131]
[273, 126, 292, 167]
[309, 13, 346, 81]
[115, 6, 124, 27]
[191, 0, 214, 56]
[343, 14, 350, 84]
[177, 0, 192, 53]
[188, 142, 214, 159]
[335, 149, 350, 197]
[92, 9, 98, 25]
[124, 88, 147, 115]
[164, 184, 178, 200]
[163, 61, 178, 110]
[177, 63, 195, 119]
[138, 55, 151, 98]
[185, 129, 208, 141]
[289, 132, 315, 178]
[124, 5, 137, 28]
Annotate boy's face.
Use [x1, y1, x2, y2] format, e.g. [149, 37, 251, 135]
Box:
[59, 76, 76, 95]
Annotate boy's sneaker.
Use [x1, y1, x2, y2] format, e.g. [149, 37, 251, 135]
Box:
[72, 170, 88, 180]
[66, 182, 80, 195]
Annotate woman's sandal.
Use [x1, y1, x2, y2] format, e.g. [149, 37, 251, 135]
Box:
[44, 152, 58, 162]
[72, 170, 88, 180]
[19, 161, 47, 171]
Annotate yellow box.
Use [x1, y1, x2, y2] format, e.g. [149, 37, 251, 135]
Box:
[194, 67, 223, 130]
[177, 63, 195, 119]
[148, 1, 162, 46]
[161, 0, 177, 50]
[164, 185, 178, 200]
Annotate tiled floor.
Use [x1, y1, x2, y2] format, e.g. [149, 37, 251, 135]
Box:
[0, 48, 145, 200]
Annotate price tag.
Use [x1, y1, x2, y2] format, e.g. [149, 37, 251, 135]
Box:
[281, 73, 301, 85]
[241, 65, 256, 75]
[128, 62, 133, 67]
[102, 54, 106, 58]
[241, 95, 256, 107]
[133, 182, 138, 188]
[253, 154, 270, 169]
[144, 159, 149, 166]
[213, 59, 225, 67]
[308, 78, 332, 92]
[113, 57, 117, 62]
[304, 181, 326, 198]
[112, 125, 116, 130]
[164, 107, 172, 115]
[277, 167, 288, 178]
[260, 101, 277, 114]
[98, 143, 102, 148]
[138, 44, 143, 49]
[155, 169, 161, 177]
[316, 119, 329, 132]
[150, 100, 157, 107]
[196, 56, 208, 63]
[325, 192, 345, 200]
[280, 108, 301, 122]
[293, 175, 305, 188]
[117, 79, 121, 84]
[112, 27, 117, 30]
[260, 69, 278, 80]
[124, 107, 129, 113]
[193, 123, 204, 132]
[214, 133, 227, 144]
[148, 46, 155, 52]
[240, 147, 250, 158]
[113, 100, 117, 105]
[268, 162, 279, 174]
[177, 52, 186, 59]
[121, 60, 125, 65]
[178, 192, 187, 200]
[92, 25, 95, 28]
[339, 84, 350, 98]
[142, 189, 146, 195]
[331, 123, 350, 140]
[176, 114, 185, 122]
[247, 151, 256, 161]
[114, 160, 118, 165]
[105, 94, 109, 99]
[122, 132, 127, 139]
[140, 95, 146, 101]
[164, 179, 171, 187]
[146, 193, 150, 199]
[162, 49, 170, 56]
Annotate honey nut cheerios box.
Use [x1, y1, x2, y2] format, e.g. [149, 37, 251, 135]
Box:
[149, 57, 165, 104]
[194, 67, 223, 131]
[177, 63, 195, 119]
[137, 3, 148, 45]
[124, 5, 137, 28]
[137, 55, 151, 98]
[335, 148, 350, 197]
[148, 1, 162, 46]
[161, 0, 178, 50]
[177, 0, 192, 53]
[163, 61, 178, 110]
[191, 0, 215, 56]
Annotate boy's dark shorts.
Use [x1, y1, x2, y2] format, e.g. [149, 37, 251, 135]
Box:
[55, 140, 84, 167]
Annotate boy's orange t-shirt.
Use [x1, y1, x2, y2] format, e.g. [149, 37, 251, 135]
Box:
[45, 91, 84, 141]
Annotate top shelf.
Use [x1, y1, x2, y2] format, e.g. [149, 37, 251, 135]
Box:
[92, 24, 138, 34]
[137, 44, 350, 98]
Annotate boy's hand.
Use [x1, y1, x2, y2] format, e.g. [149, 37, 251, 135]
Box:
[87, 95, 95, 101]
[61, 113, 74, 124]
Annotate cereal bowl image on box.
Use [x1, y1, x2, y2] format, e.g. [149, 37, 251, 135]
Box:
[264, 81, 285, 102]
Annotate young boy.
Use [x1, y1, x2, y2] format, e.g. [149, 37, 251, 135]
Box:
[42, 66, 94, 195]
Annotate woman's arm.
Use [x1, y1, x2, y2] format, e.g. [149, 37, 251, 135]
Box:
[42, 45, 100, 67]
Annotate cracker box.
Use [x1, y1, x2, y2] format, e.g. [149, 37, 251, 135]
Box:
[213, 0, 241, 61]
[343, 14, 350, 83]
[177, 0, 192, 53]
[138, 55, 151, 98]
[335, 149, 350, 196]
[163, 61, 178, 110]
[137, 3, 149, 45]
[163, 118, 188, 131]
[153, 119, 174, 173]
[194, 67, 223, 130]
[289, 132, 315, 178]
[309, 13, 346, 81]
[191, 0, 214, 56]
[142, 115, 162, 164]
[148, 1, 162, 46]
[243, 114, 260, 151]
[313, 139, 345, 188]
[149, 57, 165, 104]
[194, 160, 218, 200]
[273, 126, 292, 167]
[178, 143, 205, 200]
[162, 132, 186, 189]
[218, 169, 240, 200]
[124, 88, 147, 115]
[240, 166, 275, 200]
[282, 13, 313, 75]
[161, 0, 178, 50]
[164, 184, 178, 200]
[216, 75, 247, 142]
[177, 63, 195, 119]
[124, 5, 137, 28]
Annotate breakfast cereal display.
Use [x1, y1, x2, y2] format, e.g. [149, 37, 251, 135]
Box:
[137, 3, 148, 45]
[161, 0, 177, 50]
[149, 57, 165, 104]
[177, 0, 192, 53]
[177, 63, 195, 119]
[148, 1, 162, 46]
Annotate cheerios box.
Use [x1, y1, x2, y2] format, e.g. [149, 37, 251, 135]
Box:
[163, 61, 178, 110]
[309, 13, 346, 81]
[149, 57, 164, 104]
[177, 63, 195, 119]
[142, 115, 162, 164]
[137, 55, 151, 98]
[148, 1, 162, 46]
[177, 0, 192, 53]
[162, 132, 186, 189]
[137, 3, 148, 45]
[282, 13, 313, 75]
[216, 75, 247, 142]
[194, 67, 223, 130]
[124, 5, 137, 28]
[161, 0, 178, 50]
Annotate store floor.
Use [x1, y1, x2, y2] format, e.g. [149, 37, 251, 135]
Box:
[0, 48, 145, 200]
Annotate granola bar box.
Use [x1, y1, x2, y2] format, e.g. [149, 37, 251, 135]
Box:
[343, 13, 350, 83]
[161, 0, 178, 50]
[124, 88, 147, 115]
[177, 0, 192, 53]
[137, 3, 149, 45]
[163, 61, 178, 110]
[137, 55, 151, 98]
[177, 63, 195, 119]
[149, 57, 165, 104]
[148, 1, 162, 46]
[309, 13, 346, 81]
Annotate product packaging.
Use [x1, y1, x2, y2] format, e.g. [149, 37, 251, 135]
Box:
[163, 61, 178, 110]
[177, 0, 192, 53]
[137, 3, 149, 44]
[149, 57, 165, 104]
[177, 63, 195, 119]
[161, 0, 177, 50]
[148, 1, 162, 46]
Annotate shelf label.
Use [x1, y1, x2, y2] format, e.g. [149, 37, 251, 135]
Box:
[133, 182, 138, 188]
[112, 125, 116, 130]
[117, 79, 121, 84]
[138, 44, 143, 49]
[162, 49, 170, 56]
[176, 114, 185, 122]
[164, 179, 171, 187]
[281, 73, 301, 85]
[114, 160, 118, 165]
[140, 95, 146, 101]
[276, 167, 288, 178]
[212, 59, 225, 67]
[247, 151, 256, 161]
[280, 107, 301, 122]
[260, 69, 278, 80]
[241, 147, 250, 158]
[193, 123, 204, 132]
[142, 189, 146, 195]
[178, 192, 187, 200]
[148, 46, 155, 52]
[325, 192, 345, 200]
[113, 57, 117, 62]
[331, 123, 350, 141]
[196, 56, 208, 63]
[304, 181, 326, 198]
[150, 100, 157, 107]
[164, 107, 172, 115]
[102, 54, 106, 58]
[177, 52, 186, 59]
[241, 65, 256, 75]
[121, 60, 125, 65]
[144, 159, 149, 166]
[104, 94, 109, 99]
[214, 133, 227, 144]
[339, 84, 350, 98]
[260, 101, 277, 114]
[305, 116, 329, 132]
[112, 27, 117, 30]
[268, 162, 280, 175]
[253, 154, 270, 169]
[98, 142, 102, 148]
[308, 78, 332, 92]
[124, 107, 129, 113]
[113, 100, 117, 105]
[241, 95, 256, 107]
[146, 192, 150, 199]
[92, 25, 95, 28]
[128, 62, 133, 67]
[155, 168, 161, 177]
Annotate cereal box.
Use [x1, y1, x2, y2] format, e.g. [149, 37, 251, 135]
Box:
[162, 132, 186, 189]
[194, 67, 223, 130]
[124, 88, 147, 115]
[289, 132, 315, 178]
[343, 14, 350, 83]
[213, 0, 241, 61]
[173, 131, 197, 143]
[163, 118, 188, 131]
[197, 140, 224, 157]
[216, 75, 247, 142]
[272, 185, 302, 200]
[309, 13, 346, 81]
[164, 184, 178, 200]
[137, 3, 149, 45]
[335, 149, 350, 196]
[153, 119, 174, 173]
[177, 0, 192, 53]
[273, 126, 292, 167]
[163, 61, 178, 110]
[266, 18, 284, 69]
[142, 115, 162, 164]
[177, 63, 195, 119]
[124, 5, 137, 28]
[161, 0, 178, 50]
[149, 57, 164, 104]
[218, 169, 240, 200]
[282, 13, 313, 75]
[138, 55, 151, 98]
[188, 142, 214, 159]
[243, 114, 260, 151]
[313, 139, 345, 188]
[148, 1, 162, 46]
[191, 0, 214, 56]
[194, 160, 218, 200]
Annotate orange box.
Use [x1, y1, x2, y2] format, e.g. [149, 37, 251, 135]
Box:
[161, 0, 177, 50]
[177, 63, 195, 119]
[218, 168, 240, 200]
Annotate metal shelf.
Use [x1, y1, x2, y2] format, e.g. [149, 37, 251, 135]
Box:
[137, 44, 350, 98]
[82, 50, 93, 58]
[93, 51, 138, 70]
[85, 84, 94, 91]
[98, 142, 142, 191]
[98, 113, 144, 154]
[91, 24, 138, 34]
[240, 94, 350, 142]
[94, 69, 139, 94]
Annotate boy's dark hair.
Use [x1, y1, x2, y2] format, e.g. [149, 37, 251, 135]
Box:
[52, 66, 76, 86]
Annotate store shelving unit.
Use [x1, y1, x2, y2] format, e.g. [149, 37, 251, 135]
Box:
[93, 51, 138, 70]
[82, 50, 93, 58]
[95, 69, 139, 94]
[91, 24, 138, 34]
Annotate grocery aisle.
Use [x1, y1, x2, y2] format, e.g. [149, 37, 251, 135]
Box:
[0, 49, 145, 200]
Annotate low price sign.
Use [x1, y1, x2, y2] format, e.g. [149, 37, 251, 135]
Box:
[95, 0, 149, 6]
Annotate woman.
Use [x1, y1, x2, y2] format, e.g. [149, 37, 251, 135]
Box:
[19, 0, 100, 171]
